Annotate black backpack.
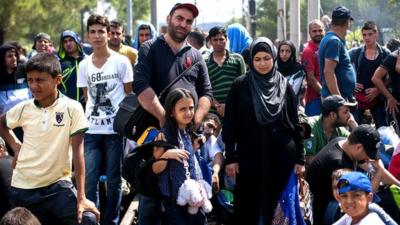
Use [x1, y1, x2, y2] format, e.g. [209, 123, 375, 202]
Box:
[122, 140, 176, 197]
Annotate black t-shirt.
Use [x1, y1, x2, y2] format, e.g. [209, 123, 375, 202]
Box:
[358, 55, 382, 89]
[381, 52, 400, 101]
[306, 137, 355, 224]
[133, 35, 212, 103]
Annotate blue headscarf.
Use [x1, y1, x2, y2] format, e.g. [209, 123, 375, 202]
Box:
[226, 23, 252, 54]
[133, 22, 158, 50]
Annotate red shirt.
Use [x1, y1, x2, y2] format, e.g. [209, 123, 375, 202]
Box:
[302, 40, 321, 103]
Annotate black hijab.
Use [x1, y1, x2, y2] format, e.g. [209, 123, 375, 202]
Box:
[277, 40, 303, 76]
[248, 37, 287, 125]
[0, 43, 19, 85]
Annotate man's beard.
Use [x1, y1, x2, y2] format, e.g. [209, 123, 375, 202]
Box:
[312, 35, 323, 43]
[334, 119, 347, 128]
[168, 24, 189, 43]
[109, 40, 121, 48]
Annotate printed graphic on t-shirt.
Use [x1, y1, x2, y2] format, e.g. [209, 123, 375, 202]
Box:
[77, 52, 133, 134]
[89, 82, 116, 117]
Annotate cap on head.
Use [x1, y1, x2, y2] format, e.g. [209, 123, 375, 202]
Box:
[351, 124, 381, 160]
[338, 171, 372, 194]
[321, 95, 357, 114]
[332, 6, 354, 21]
[32, 32, 51, 50]
[169, 3, 199, 18]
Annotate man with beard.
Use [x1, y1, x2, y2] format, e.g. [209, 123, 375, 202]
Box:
[304, 95, 357, 165]
[133, 3, 212, 225]
[302, 19, 325, 116]
[134, 3, 212, 129]
[108, 19, 138, 65]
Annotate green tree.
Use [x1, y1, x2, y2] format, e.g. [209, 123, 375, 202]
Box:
[255, 0, 307, 43]
[109, 0, 150, 26]
[0, 0, 150, 50]
[255, 0, 277, 40]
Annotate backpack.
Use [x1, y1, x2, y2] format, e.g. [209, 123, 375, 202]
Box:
[122, 139, 177, 197]
[113, 38, 201, 141]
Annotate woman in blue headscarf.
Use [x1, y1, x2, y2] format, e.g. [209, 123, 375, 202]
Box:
[133, 22, 158, 50]
[226, 23, 252, 54]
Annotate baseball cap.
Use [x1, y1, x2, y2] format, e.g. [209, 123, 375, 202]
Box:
[169, 3, 199, 18]
[321, 95, 357, 114]
[338, 171, 372, 194]
[332, 6, 354, 21]
[352, 124, 381, 160]
[32, 32, 51, 49]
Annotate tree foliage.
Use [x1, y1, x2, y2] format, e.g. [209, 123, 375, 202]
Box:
[255, 0, 308, 43]
[0, 0, 149, 49]
[255, 0, 400, 46]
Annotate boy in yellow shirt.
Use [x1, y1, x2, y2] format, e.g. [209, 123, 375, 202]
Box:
[0, 53, 99, 225]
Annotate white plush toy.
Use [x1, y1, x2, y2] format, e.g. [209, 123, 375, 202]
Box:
[176, 178, 213, 214]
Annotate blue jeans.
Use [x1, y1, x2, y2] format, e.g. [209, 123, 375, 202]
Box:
[7, 180, 97, 225]
[138, 194, 162, 225]
[305, 98, 321, 117]
[84, 133, 123, 225]
[354, 104, 388, 129]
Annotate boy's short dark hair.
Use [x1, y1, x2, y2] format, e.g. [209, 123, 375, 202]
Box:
[208, 26, 227, 39]
[0, 207, 41, 225]
[361, 21, 377, 32]
[87, 14, 110, 32]
[25, 52, 61, 78]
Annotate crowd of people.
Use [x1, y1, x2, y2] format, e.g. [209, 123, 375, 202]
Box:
[1, 2, 400, 225]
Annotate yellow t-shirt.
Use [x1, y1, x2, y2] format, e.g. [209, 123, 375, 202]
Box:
[118, 44, 138, 65]
[6, 95, 88, 189]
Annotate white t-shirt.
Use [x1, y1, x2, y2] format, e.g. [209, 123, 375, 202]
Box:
[333, 212, 385, 225]
[202, 135, 223, 163]
[77, 51, 133, 134]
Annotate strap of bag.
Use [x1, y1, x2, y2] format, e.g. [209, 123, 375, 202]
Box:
[158, 59, 202, 99]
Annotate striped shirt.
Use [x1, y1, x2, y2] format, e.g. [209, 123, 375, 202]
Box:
[205, 50, 246, 105]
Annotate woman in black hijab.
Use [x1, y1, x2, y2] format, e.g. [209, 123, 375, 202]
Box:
[222, 37, 305, 225]
[0, 43, 30, 115]
[277, 40, 305, 98]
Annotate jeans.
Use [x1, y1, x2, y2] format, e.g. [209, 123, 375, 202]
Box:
[7, 180, 97, 225]
[305, 98, 321, 117]
[138, 194, 162, 225]
[84, 133, 123, 225]
[354, 104, 388, 129]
